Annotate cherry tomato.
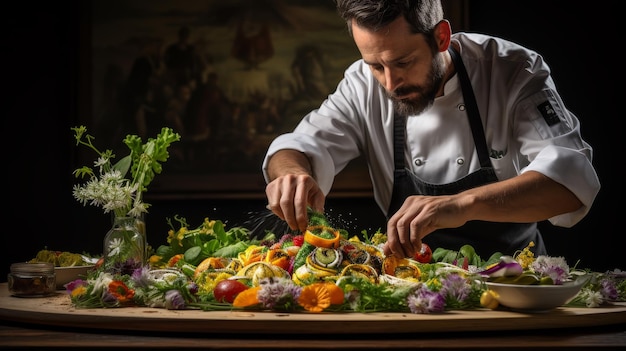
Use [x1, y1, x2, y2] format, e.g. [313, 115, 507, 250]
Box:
[412, 243, 432, 263]
[213, 279, 249, 303]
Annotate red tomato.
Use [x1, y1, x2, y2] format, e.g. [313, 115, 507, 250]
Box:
[413, 243, 432, 263]
[213, 279, 249, 303]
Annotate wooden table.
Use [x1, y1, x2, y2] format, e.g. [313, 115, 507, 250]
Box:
[1, 283, 625, 349]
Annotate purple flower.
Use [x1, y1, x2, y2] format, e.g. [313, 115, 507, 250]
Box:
[531, 256, 569, 284]
[110, 258, 143, 276]
[407, 286, 445, 314]
[601, 279, 619, 301]
[187, 282, 199, 295]
[131, 266, 153, 288]
[100, 290, 119, 307]
[257, 277, 302, 310]
[439, 273, 470, 302]
[164, 289, 186, 310]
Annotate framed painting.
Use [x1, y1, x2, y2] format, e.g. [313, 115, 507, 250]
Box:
[84, 0, 468, 199]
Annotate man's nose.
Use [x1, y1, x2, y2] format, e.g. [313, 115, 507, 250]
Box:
[384, 68, 403, 93]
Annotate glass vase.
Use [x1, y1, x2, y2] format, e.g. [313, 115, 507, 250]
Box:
[103, 216, 146, 273]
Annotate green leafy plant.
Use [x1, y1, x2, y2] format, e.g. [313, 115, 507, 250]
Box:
[71, 125, 181, 218]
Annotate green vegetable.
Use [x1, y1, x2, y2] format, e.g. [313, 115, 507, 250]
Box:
[153, 216, 258, 266]
[432, 245, 503, 269]
[293, 243, 314, 271]
[184, 246, 202, 265]
[292, 208, 333, 271]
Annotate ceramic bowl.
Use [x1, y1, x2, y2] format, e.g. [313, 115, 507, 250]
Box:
[485, 277, 588, 312]
[55, 265, 95, 289]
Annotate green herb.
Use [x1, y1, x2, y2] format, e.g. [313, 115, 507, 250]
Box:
[71, 126, 180, 218]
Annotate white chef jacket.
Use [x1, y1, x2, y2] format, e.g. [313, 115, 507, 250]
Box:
[262, 32, 600, 227]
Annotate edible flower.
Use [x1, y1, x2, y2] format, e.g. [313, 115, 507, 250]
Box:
[479, 256, 523, 277]
[530, 255, 569, 285]
[407, 286, 445, 314]
[71, 125, 180, 219]
[480, 243, 575, 286]
[566, 269, 626, 307]
[65, 217, 625, 313]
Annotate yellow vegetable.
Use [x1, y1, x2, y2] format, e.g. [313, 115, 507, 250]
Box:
[480, 290, 500, 310]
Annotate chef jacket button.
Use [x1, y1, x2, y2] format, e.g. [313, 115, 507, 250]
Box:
[414, 159, 424, 166]
[458, 104, 466, 111]
[456, 157, 465, 165]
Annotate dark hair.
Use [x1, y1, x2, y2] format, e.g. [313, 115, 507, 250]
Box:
[335, 0, 443, 36]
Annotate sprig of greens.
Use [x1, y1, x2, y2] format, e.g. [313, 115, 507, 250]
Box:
[71, 125, 180, 218]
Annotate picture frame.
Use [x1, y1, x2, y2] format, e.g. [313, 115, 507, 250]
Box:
[83, 0, 468, 200]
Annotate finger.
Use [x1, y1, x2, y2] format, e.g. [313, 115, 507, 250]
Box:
[271, 177, 298, 231]
[294, 176, 315, 232]
[384, 218, 408, 258]
[265, 184, 286, 221]
[395, 215, 417, 258]
[409, 217, 424, 255]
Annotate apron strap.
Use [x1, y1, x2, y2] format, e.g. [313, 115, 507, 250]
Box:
[393, 114, 406, 171]
[448, 46, 492, 168]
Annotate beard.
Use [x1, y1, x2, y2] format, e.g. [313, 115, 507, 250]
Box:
[387, 52, 446, 117]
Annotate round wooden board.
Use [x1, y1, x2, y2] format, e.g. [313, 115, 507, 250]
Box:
[0, 283, 624, 335]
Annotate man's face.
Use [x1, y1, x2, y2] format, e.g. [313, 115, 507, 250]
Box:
[352, 17, 446, 116]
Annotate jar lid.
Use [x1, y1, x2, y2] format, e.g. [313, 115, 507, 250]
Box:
[10, 262, 55, 274]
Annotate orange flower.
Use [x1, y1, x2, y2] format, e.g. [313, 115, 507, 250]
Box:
[232, 286, 261, 307]
[305, 282, 344, 305]
[108, 280, 135, 303]
[298, 283, 332, 312]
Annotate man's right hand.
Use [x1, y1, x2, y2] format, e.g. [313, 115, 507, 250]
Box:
[265, 150, 325, 232]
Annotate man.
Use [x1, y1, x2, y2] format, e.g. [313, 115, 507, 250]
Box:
[262, 0, 600, 259]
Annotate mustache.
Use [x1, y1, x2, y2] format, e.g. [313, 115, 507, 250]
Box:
[388, 86, 423, 100]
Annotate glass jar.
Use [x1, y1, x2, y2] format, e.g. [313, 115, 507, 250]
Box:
[103, 216, 146, 273]
[8, 262, 56, 297]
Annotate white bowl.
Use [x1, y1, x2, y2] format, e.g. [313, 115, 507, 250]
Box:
[55, 266, 95, 289]
[485, 278, 588, 312]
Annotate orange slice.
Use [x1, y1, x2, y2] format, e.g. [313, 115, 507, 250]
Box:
[304, 226, 340, 249]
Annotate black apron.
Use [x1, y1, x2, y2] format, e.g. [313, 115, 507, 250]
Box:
[387, 46, 546, 257]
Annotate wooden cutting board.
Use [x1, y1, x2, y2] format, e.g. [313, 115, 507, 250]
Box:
[0, 283, 624, 335]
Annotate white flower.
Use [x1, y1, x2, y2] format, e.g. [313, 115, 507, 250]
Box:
[530, 255, 570, 284]
[71, 125, 180, 219]
[90, 272, 113, 295]
[107, 238, 123, 257]
[584, 289, 604, 308]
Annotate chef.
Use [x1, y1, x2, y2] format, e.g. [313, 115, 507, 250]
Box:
[261, 0, 600, 259]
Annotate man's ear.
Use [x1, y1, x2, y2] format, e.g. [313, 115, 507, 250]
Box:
[434, 20, 451, 52]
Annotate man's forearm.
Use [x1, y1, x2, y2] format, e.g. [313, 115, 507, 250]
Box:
[460, 171, 583, 223]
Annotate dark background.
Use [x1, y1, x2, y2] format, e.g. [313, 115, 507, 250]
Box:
[4, 1, 622, 281]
